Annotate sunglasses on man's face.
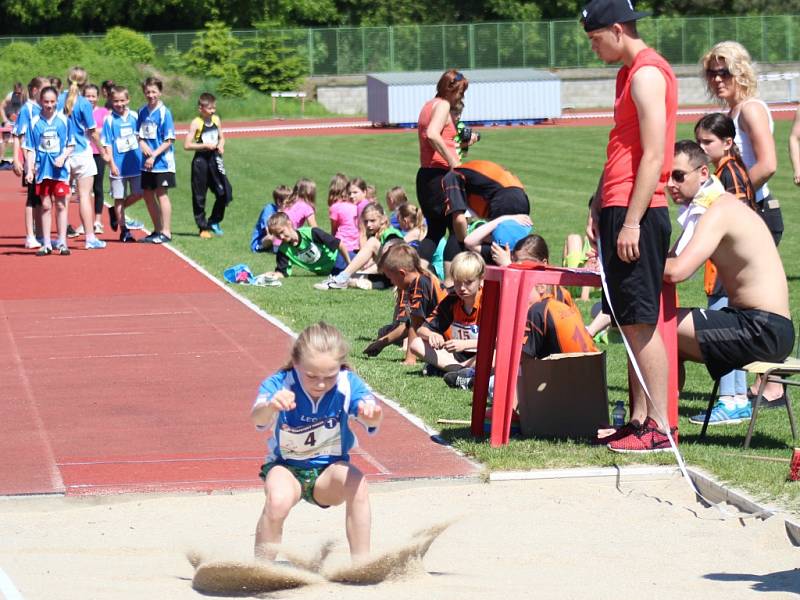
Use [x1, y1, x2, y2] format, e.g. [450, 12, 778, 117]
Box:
[706, 67, 732, 79]
[671, 165, 702, 183]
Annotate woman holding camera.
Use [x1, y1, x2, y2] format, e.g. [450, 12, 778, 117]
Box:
[416, 69, 468, 272]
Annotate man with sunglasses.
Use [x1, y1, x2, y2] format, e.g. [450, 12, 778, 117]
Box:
[581, 0, 678, 452]
[665, 141, 793, 402]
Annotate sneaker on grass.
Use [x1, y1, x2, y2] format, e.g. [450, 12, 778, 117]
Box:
[607, 417, 674, 453]
[209, 223, 224, 236]
[313, 275, 348, 291]
[689, 401, 752, 425]
[444, 367, 476, 390]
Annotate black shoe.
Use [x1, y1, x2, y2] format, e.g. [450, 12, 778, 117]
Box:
[444, 367, 476, 390]
[55, 244, 71, 256]
[139, 231, 161, 243]
[150, 233, 171, 244]
[752, 394, 788, 409]
[66, 224, 79, 238]
[36, 246, 52, 256]
[421, 364, 445, 377]
[108, 205, 118, 231]
[120, 229, 136, 243]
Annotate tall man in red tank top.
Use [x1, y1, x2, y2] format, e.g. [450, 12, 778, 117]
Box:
[582, 0, 679, 453]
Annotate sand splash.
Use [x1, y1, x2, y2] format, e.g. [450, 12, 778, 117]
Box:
[187, 520, 454, 593]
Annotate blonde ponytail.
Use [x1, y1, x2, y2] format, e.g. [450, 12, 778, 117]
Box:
[63, 67, 87, 116]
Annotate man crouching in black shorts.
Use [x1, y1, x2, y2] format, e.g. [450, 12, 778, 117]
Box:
[664, 141, 794, 413]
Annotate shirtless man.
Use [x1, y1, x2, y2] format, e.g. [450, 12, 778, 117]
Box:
[664, 141, 794, 406]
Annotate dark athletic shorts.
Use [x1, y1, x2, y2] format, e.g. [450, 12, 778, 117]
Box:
[692, 306, 795, 380]
[756, 195, 783, 247]
[259, 462, 331, 508]
[141, 171, 176, 190]
[599, 206, 671, 326]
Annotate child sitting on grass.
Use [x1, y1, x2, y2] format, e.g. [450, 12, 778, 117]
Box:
[396, 202, 426, 248]
[362, 243, 448, 364]
[250, 184, 291, 252]
[314, 202, 404, 290]
[251, 321, 383, 561]
[409, 251, 484, 380]
[261, 212, 350, 279]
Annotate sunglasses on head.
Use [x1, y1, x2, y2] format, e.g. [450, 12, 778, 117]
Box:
[453, 71, 464, 82]
[706, 67, 732, 79]
[671, 165, 702, 183]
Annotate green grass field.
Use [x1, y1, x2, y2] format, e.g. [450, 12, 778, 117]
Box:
[132, 121, 800, 513]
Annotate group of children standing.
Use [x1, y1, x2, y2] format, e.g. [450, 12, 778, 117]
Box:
[12, 66, 232, 254]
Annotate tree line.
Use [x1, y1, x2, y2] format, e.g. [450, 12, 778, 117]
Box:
[2, 0, 798, 36]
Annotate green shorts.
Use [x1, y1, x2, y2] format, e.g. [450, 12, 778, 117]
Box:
[259, 462, 331, 508]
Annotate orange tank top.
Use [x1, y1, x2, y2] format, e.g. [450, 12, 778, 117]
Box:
[602, 48, 677, 209]
[418, 98, 458, 169]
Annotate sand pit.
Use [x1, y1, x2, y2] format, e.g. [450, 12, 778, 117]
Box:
[0, 474, 798, 599]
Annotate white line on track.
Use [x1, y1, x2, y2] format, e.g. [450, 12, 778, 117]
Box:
[23, 332, 146, 339]
[0, 567, 25, 600]
[174, 120, 374, 136]
[50, 311, 193, 320]
[559, 103, 798, 121]
[47, 349, 241, 360]
[59, 456, 261, 466]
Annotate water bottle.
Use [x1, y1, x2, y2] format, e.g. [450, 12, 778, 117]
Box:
[611, 401, 626, 427]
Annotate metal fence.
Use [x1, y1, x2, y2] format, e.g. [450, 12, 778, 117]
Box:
[3, 15, 800, 76]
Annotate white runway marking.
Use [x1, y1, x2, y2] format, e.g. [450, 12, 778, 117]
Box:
[59, 456, 261, 466]
[47, 349, 241, 360]
[49, 311, 193, 320]
[0, 567, 25, 600]
[174, 120, 374, 136]
[23, 332, 146, 339]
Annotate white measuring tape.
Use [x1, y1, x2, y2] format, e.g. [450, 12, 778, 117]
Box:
[595, 230, 769, 520]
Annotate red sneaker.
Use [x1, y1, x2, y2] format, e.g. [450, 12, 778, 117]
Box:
[607, 418, 676, 453]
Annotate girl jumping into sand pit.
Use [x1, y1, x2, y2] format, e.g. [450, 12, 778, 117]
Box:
[251, 322, 383, 562]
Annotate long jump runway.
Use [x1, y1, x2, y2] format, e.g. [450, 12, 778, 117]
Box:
[0, 172, 477, 497]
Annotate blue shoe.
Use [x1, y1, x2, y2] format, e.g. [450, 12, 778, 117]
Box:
[125, 217, 145, 230]
[85, 238, 107, 250]
[209, 223, 224, 236]
[689, 402, 752, 425]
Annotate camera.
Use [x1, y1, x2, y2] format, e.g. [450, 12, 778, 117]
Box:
[460, 126, 481, 145]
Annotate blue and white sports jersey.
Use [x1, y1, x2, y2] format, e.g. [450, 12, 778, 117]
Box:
[12, 100, 40, 137]
[101, 110, 142, 179]
[57, 92, 96, 154]
[253, 368, 379, 469]
[136, 102, 175, 173]
[23, 112, 73, 183]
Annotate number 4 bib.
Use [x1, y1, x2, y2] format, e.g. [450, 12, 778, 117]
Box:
[278, 417, 342, 460]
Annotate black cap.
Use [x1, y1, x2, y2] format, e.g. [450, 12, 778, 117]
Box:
[581, 0, 651, 32]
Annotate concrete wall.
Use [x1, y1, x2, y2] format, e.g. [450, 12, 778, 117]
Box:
[315, 66, 800, 115]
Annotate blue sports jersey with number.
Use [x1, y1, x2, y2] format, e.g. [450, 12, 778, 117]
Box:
[101, 110, 142, 179]
[23, 112, 73, 183]
[253, 369, 378, 469]
[136, 102, 175, 173]
[57, 92, 96, 154]
[12, 100, 40, 137]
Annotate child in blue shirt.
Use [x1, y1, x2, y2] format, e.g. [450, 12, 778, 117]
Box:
[250, 184, 290, 252]
[251, 322, 382, 561]
[101, 85, 143, 243]
[137, 77, 175, 244]
[23, 86, 74, 256]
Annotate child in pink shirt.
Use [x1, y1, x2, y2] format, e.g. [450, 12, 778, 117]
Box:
[328, 173, 360, 254]
[281, 177, 317, 229]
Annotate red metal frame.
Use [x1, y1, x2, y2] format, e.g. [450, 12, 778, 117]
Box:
[472, 262, 678, 447]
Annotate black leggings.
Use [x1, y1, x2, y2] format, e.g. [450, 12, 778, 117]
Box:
[415, 167, 462, 263]
[93, 153, 105, 214]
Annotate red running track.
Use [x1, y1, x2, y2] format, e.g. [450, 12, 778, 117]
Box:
[0, 172, 477, 496]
